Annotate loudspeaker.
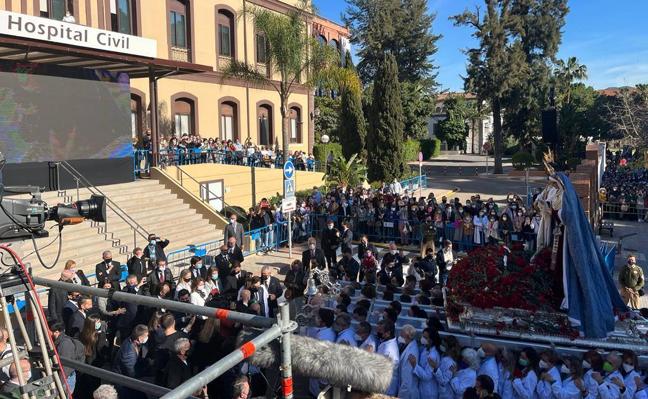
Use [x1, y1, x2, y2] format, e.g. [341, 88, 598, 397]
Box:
[542, 108, 559, 144]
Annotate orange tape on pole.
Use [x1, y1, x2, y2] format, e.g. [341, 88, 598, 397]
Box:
[240, 342, 256, 359]
[214, 308, 230, 320]
[282, 377, 294, 396]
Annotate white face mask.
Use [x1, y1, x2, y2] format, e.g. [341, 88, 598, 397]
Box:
[309, 244, 316, 250]
[539, 360, 549, 370]
[477, 348, 486, 358]
[95, 321, 101, 330]
[230, 219, 236, 224]
[560, 364, 571, 374]
[397, 336, 407, 345]
[390, 250, 397, 255]
[150, 240, 156, 246]
[420, 337, 429, 346]
[623, 363, 634, 373]
[328, 225, 334, 230]
[140, 336, 148, 345]
[354, 333, 363, 342]
[582, 360, 591, 370]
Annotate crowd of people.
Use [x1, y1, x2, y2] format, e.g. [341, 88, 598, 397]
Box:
[600, 149, 648, 222]
[135, 132, 318, 171]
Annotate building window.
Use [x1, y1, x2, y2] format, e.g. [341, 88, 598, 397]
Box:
[220, 101, 238, 141]
[217, 10, 235, 57]
[289, 106, 302, 143]
[111, 0, 135, 35]
[173, 98, 194, 136]
[256, 32, 268, 64]
[169, 1, 188, 49]
[258, 104, 273, 147]
[131, 94, 143, 139]
[40, 0, 71, 20]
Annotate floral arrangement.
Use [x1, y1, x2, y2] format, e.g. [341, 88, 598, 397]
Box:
[446, 245, 560, 318]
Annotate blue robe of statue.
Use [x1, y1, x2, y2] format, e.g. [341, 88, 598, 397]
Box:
[557, 173, 627, 338]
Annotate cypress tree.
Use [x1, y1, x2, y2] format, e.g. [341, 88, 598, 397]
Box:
[367, 53, 405, 182]
[339, 51, 367, 160]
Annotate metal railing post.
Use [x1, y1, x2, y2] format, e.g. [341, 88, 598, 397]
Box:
[279, 302, 296, 399]
[160, 325, 283, 399]
[75, 178, 80, 201]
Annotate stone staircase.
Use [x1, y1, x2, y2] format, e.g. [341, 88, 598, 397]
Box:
[9, 180, 223, 282]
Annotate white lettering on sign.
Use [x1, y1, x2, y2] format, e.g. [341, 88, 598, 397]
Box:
[0, 11, 157, 58]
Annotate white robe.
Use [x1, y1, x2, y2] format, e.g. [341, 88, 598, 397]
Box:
[377, 338, 400, 396]
[335, 328, 358, 347]
[450, 368, 476, 399]
[309, 327, 337, 397]
[551, 377, 582, 399]
[435, 356, 456, 399]
[512, 370, 538, 399]
[398, 341, 420, 399]
[478, 356, 500, 393]
[413, 346, 440, 399]
[536, 367, 562, 399]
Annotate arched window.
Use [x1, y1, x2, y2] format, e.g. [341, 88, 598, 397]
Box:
[173, 97, 195, 136]
[289, 106, 302, 144]
[220, 100, 238, 141]
[317, 35, 327, 45]
[169, 0, 189, 49]
[257, 103, 274, 146]
[217, 9, 235, 58]
[110, 0, 137, 34]
[131, 93, 143, 139]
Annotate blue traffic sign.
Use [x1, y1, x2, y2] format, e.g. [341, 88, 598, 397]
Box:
[283, 161, 295, 180]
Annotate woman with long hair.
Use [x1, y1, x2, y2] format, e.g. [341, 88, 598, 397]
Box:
[175, 269, 193, 299]
[64, 259, 90, 286]
[511, 347, 539, 399]
[76, 314, 108, 398]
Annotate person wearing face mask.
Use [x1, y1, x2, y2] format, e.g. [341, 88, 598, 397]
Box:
[619, 254, 644, 309]
[395, 324, 419, 399]
[512, 347, 539, 399]
[64, 259, 90, 286]
[449, 348, 479, 399]
[536, 351, 562, 399]
[67, 296, 93, 339]
[143, 233, 170, 268]
[188, 256, 207, 281]
[591, 352, 623, 398]
[355, 321, 377, 352]
[379, 242, 406, 286]
[337, 248, 360, 282]
[321, 219, 340, 269]
[175, 270, 193, 299]
[477, 343, 500, 394]
[309, 308, 337, 397]
[95, 250, 121, 290]
[376, 319, 400, 396]
[617, 350, 640, 399]
[284, 260, 306, 296]
[127, 248, 148, 283]
[190, 278, 210, 314]
[77, 314, 109, 394]
[223, 213, 245, 251]
[436, 240, 455, 287]
[333, 313, 357, 347]
[163, 338, 195, 390]
[0, 359, 33, 395]
[409, 328, 441, 399]
[301, 237, 326, 272]
[204, 266, 222, 297]
[116, 275, 144, 340]
[498, 214, 513, 245]
[541, 356, 587, 398]
[473, 210, 488, 246]
[112, 324, 150, 381]
[580, 350, 603, 398]
[146, 259, 175, 296]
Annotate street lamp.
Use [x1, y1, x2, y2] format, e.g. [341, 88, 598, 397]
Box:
[320, 134, 330, 173]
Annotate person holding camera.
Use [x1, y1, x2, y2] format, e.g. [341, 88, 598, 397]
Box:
[619, 254, 644, 309]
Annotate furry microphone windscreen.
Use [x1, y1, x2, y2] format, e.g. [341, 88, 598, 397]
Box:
[238, 330, 393, 394]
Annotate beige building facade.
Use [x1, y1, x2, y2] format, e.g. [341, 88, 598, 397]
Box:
[1, 0, 348, 153]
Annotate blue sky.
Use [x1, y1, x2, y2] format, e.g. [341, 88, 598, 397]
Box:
[314, 0, 648, 91]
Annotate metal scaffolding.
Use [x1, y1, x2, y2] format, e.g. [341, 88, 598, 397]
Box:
[32, 277, 297, 398]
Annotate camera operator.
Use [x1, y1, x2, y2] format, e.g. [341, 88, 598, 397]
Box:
[144, 234, 170, 268]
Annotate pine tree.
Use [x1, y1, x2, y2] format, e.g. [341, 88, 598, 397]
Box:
[338, 51, 367, 159]
[367, 53, 405, 182]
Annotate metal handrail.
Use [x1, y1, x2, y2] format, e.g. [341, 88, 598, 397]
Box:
[56, 161, 150, 245]
[163, 166, 247, 220]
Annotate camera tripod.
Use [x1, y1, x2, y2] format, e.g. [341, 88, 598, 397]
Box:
[0, 244, 69, 399]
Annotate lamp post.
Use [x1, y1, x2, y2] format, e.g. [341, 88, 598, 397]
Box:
[320, 133, 330, 173]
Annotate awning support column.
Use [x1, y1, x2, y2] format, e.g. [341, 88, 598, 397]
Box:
[149, 67, 160, 167]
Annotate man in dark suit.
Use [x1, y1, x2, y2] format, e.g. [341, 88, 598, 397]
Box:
[66, 296, 92, 338]
[226, 237, 245, 264]
[223, 213, 245, 251]
[127, 247, 148, 283]
[321, 220, 340, 269]
[284, 261, 306, 297]
[143, 234, 170, 268]
[340, 220, 353, 254]
[96, 251, 122, 290]
[164, 338, 193, 389]
[379, 242, 406, 286]
[337, 248, 360, 282]
[261, 266, 283, 316]
[112, 324, 149, 379]
[62, 291, 80, 331]
[222, 262, 250, 300]
[48, 270, 74, 323]
[214, 245, 233, 278]
[357, 235, 379, 261]
[188, 256, 207, 281]
[116, 275, 144, 340]
[235, 289, 253, 314]
[146, 259, 175, 296]
[301, 237, 326, 271]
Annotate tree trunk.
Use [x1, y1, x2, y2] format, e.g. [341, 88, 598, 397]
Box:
[492, 98, 504, 174]
[281, 101, 289, 163]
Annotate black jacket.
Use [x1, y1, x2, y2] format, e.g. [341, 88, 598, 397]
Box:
[164, 356, 193, 389]
[227, 246, 245, 264]
[95, 260, 122, 290]
[338, 257, 360, 282]
[357, 242, 379, 260]
[146, 268, 175, 295]
[127, 256, 148, 282]
[73, 270, 90, 286]
[214, 253, 233, 278]
[47, 283, 68, 323]
[301, 248, 326, 270]
[143, 239, 170, 262]
[321, 228, 340, 253]
[116, 286, 141, 333]
[66, 310, 86, 338]
[188, 265, 207, 281]
[340, 228, 353, 252]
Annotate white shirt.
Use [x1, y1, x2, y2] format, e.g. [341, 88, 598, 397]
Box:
[377, 337, 400, 396]
[598, 370, 622, 399]
[551, 376, 582, 399]
[359, 335, 378, 352]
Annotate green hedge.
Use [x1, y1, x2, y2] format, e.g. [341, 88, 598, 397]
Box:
[403, 139, 421, 161]
[313, 143, 343, 165]
[420, 139, 441, 159]
[511, 151, 534, 171]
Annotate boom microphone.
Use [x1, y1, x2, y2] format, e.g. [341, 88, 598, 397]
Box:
[238, 329, 393, 394]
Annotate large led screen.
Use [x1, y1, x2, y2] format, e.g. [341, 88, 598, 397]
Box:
[0, 60, 132, 163]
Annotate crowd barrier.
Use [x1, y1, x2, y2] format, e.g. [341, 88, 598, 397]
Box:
[601, 201, 648, 221]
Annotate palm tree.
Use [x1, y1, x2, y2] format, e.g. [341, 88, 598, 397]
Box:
[324, 153, 367, 189]
[555, 57, 588, 103]
[224, 1, 340, 160]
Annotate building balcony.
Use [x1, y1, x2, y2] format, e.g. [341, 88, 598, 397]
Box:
[218, 55, 233, 71]
[170, 46, 191, 62]
[256, 63, 270, 77]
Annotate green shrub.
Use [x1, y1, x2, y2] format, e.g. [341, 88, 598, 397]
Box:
[420, 138, 441, 159]
[313, 143, 343, 165]
[504, 144, 520, 156]
[402, 139, 421, 161]
[511, 151, 534, 171]
[369, 181, 383, 190]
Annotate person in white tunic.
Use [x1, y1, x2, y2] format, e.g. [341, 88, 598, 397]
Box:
[355, 321, 378, 352]
[397, 325, 420, 399]
[450, 348, 479, 399]
[434, 336, 460, 399]
[512, 347, 540, 399]
[410, 328, 441, 399]
[309, 309, 337, 397]
[376, 320, 400, 397]
[537, 351, 562, 399]
[333, 313, 357, 347]
[472, 210, 488, 245]
[593, 353, 623, 399]
[620, 351, 641, 399]
[477, 343, 500, 393]
[581, 350, 603, 399]
[547, 356, 588, 399]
